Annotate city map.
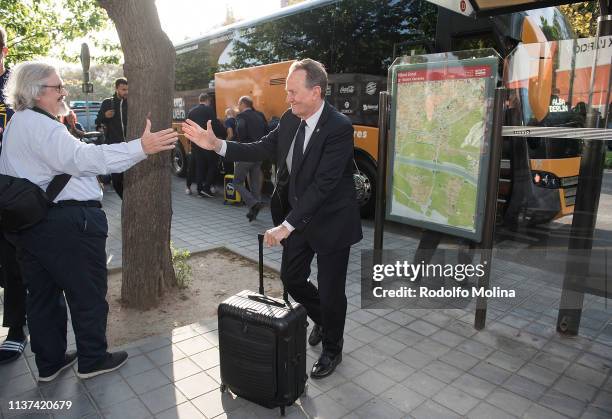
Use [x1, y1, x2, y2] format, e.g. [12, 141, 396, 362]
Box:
[388, 62, 495, 239]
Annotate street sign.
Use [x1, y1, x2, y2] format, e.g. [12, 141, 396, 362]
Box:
[82, 83, 94, 93]
[426, 0, 474, 17]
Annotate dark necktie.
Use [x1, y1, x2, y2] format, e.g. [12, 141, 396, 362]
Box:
[291, 120, 307, 173]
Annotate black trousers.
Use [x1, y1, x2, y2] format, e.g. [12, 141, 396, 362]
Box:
[187, 145, 217, 191]
[0, 235, 26, 329]
[12, 206, 109, 375]
[281, 232, 350, 356]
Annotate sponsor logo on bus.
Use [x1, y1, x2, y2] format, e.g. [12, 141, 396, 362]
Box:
[513, 129, 531, 135]
[365, 82, 377, 95]
[354, 130, 368, 139]
[363, 104, 378, 111]
[340, 85, 355, 94]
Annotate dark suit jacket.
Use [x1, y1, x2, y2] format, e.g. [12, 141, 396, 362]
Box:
[236, 108, 269, 143]
[225, 102, 362, 254]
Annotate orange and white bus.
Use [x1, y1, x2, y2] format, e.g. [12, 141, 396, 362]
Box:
[171, 0, 576, 222]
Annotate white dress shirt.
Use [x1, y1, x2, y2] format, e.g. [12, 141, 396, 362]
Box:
[218, 102, 325, 232]
[0, 108, 146, 202]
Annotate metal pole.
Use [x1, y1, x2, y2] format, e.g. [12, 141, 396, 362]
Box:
[373, 91, 390, 260]
[557, 12, 612, 336]
[474, 86, 505, 330]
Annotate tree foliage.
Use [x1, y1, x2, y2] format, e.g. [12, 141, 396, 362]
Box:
[0, 0, 121, 65]
[560, 1, 599, 38]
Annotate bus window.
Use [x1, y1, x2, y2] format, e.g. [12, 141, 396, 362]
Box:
[451, 32, 498, 51]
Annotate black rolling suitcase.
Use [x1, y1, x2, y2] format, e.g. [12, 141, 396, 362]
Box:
[218, 234, 308, 416]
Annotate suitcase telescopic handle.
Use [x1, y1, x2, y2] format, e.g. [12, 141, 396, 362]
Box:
[258, 233, 290, 305]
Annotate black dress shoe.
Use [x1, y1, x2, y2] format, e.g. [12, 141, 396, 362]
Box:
[247, 202, 263, 222]
[308, 324, 323, 346]
[310, 353, 342, 379]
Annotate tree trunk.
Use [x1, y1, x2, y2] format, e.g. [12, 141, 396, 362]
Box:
[98, 0, 176, 309]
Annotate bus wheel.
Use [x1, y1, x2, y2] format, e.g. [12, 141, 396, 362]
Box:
[172, 144, 187, 177]
[355, 157, 376, 218]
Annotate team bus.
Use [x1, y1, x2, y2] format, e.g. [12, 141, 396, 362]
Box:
[171, 0, 577, 223]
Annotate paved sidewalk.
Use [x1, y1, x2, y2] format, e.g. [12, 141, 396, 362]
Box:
[1, 176, 611, 419]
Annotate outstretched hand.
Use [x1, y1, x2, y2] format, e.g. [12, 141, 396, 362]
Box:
[181, 119, 222, 152]
[140, 118, 178, 155]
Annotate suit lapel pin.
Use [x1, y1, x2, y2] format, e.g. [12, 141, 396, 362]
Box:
[316, 128, 320, 133]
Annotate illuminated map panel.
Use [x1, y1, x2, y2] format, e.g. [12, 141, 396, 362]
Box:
[387, 58, 498, 241]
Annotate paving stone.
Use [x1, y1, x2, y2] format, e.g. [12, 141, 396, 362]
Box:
[407, 320, 440, 336]
[326, 381, 373, 411]
[100, 397, 150, 419]
[119, 354, 157, 379]
[366, 317, 402, 335]
[350, 344, 390, 367]
[580, 405, 612, 419]
[501, 375, 547, 401]
[517, 363, 560, 386]
[553, 376, 599, 402]
[139, 384, 187, 414]
[485, 350, 526, 372]
[439, 350, 480, 372]
[538, 389, 588, 418]
[352, 369, 395, 395]
[146, 345, 187, 367]
[126, 368, 171, 395]
[432, 385, 480, 415]
[466, 402, 519, 419]
[0, 372, 38, 398]
[421, 360, 464, 384]
[402, 371, 447, 398]
[379, 383, 425, 413]
[88, 378, 136, 409]
[174, 372, 218, 400]
[565, 364, 608, 387]
[384, 311, 416, 326]
[300, 394, 349, 419]
[411, 400, 461, 419]
[374, 357, 415, 382]
[189, 348, 219, 371]
[348, 325, 385, 344]
[159, 357, 203, 381]
[368, 335, 406, 356]
[523, 403, 567, 419]
[591, 390, 612, 413]
[486, 388, 533, 417]
[48, 391, 97, 419]
[469, 361, 512, 385]
[155, 401, 205, 419]
[412, 338, 452, 358]
[456, 339, 495, 360]
[174, 336, 214, 357]
[191, 388, 245, 417]
[351, 397, 404, 419]
[393, 347, 434, 369]
[451, 373, 495, 399]
[429, 329, 465, 347]
[532, 352, 571, 373]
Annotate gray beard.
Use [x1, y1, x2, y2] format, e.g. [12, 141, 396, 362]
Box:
[57, 100, 70, 117]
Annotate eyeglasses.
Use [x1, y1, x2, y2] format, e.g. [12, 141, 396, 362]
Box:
[42, 84, 66, 93]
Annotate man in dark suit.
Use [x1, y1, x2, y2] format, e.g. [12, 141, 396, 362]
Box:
[234, 95, 268, 221]
[186, 93, 217, 197]
[183, 59, 362, 378]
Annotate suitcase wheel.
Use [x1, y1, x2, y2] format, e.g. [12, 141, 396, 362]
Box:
[220, 384, 227, 393]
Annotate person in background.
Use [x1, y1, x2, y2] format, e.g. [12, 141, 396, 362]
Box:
[0, 24, 27, 365]
[0, 61, 178, 381]
[95, 77, 128, 198]
[225, 107, 237, 141]
[185, 93, 216, 197]
[234, 96, 268, 221]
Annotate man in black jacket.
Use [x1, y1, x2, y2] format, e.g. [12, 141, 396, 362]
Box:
[235, 96, 268, 221]
[183, 59, 362, 379]
[95, 77, 128, 198]
[186, 93, 217, 197]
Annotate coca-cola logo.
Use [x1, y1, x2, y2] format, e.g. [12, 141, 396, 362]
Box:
[339, 85, 355, 94]
[362, 104, 378, 111]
